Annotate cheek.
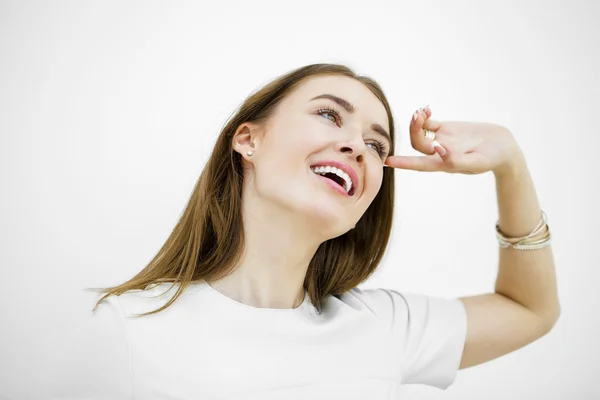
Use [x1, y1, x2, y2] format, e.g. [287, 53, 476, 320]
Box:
[287, 118, 330, 146]
[252, 146, 309, 194]
[272, 124, 319, 152]
[265, 131, 330, 171]
[364, 169, 384, 197]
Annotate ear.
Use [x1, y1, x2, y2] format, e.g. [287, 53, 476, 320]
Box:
[232, 122, 263, 158]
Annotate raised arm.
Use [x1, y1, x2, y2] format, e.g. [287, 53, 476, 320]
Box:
[458, 154, 561, 369]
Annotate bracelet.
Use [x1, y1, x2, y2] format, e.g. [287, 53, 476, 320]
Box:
[501, 226, 552, 250]
[496, 210, 552, 250]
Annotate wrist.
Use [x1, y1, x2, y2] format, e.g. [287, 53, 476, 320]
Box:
[493, 150, 528, 181]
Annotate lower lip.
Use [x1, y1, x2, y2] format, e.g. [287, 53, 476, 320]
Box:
[313, 173, 350, 197]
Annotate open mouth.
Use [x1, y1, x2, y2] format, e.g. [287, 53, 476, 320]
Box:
[310, 167, 355, 196]
[321, 173, 348, 192]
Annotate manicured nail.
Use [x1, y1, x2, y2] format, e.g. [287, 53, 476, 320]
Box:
[420, 105, 430, 112]
[433, 141, 446, 156]
[412, 111, 419, 122]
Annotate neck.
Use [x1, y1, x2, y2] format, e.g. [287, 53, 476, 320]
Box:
[208, 191, 330, 310]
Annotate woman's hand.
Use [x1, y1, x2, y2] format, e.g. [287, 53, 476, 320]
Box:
[384, 106, 526, 177]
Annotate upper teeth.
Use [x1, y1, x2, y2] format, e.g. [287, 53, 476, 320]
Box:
[310, 165, 353, 194]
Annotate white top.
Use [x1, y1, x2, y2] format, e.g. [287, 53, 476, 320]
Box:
[47, 281, 467, 400]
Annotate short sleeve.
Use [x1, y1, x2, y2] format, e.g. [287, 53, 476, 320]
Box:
[351, 288, 467, 390]
[395, 291, 467, 388]
[47, 295, 133, 400]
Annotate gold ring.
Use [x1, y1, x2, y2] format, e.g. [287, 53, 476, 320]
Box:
[424, 129, 436, 141]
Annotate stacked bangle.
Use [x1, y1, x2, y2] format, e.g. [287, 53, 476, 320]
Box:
[496, 210, 552, 251]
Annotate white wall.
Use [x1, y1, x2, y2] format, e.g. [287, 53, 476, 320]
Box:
[1, 0, 598, 398]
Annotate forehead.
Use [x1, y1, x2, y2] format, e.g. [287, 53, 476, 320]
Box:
[285, 75, 390, 131]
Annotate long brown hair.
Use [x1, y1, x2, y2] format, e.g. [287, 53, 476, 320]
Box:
[87, 63, 396, 317]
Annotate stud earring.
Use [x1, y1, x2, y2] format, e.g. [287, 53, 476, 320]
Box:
[246, 150, 254, 156]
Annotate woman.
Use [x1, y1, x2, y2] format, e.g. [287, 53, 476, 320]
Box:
[48, 63, 560, 399]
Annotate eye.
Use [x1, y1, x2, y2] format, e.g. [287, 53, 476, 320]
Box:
[367, 139, 389, 159]
[316, 106, 342, 126]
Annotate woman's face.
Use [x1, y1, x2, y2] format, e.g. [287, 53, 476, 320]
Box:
[239, 74, 391, 237]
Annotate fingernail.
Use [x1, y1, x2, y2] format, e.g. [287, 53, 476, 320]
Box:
[419, 105, 430, 112]
[412, 111, 419, 122]
[433, 141, 446, 156]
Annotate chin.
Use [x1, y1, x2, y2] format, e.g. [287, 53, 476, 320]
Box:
[269, 187, 354, 233]
[302, 200, 354, 234]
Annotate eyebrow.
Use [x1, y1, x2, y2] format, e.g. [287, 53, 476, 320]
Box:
[310, 94, 391, 146]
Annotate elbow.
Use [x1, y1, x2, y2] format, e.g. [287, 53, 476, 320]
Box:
[540, 306, 561, 334]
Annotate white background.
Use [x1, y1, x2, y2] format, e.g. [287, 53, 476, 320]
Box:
[1, 0, 598, 398]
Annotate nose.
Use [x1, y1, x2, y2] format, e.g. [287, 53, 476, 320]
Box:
[337, 134, 366, 163]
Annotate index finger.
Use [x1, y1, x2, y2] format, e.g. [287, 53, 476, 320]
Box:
[384, 154, 446, 172]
